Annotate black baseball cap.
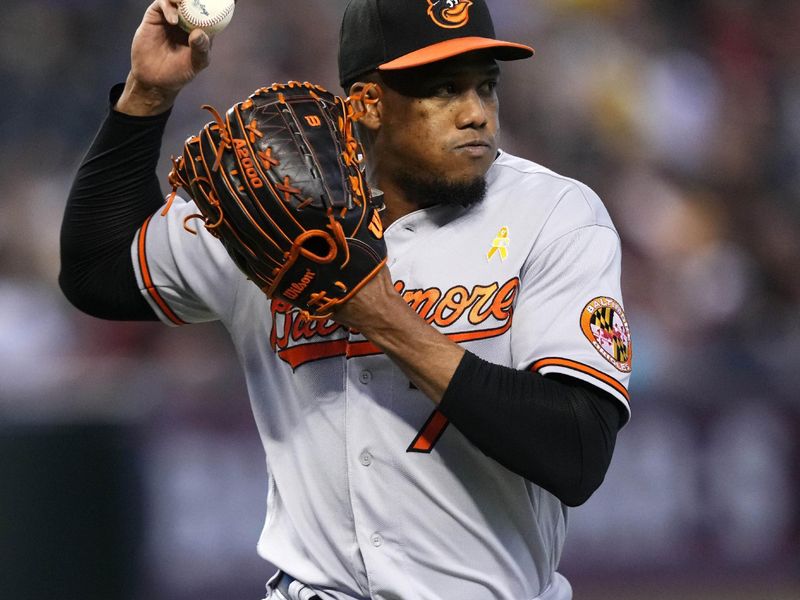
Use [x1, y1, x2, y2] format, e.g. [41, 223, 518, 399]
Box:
[338, 0, 534, 88]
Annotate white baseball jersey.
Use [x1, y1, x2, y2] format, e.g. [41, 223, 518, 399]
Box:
[131, 150, 632, 600]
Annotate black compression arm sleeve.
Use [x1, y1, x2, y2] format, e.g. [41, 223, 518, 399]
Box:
[59, 84, 171, 320]
[438, 351, 624, 506]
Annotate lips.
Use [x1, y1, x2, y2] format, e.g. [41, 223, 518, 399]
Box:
[455, 139, 490, 149]
[453, 139, 493, 159]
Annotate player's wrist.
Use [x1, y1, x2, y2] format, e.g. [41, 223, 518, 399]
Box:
[114, 73, 179, 117]
[332, 267, 399, 332]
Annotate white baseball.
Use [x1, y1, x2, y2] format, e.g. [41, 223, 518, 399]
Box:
[177, 0, 235, 36]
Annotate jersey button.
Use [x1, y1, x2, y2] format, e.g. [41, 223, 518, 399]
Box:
[359, 451, 373, 467]
[359, 370, 372, 384]
[370, 533, 383, 548]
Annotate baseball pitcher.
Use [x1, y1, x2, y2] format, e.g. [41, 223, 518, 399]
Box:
[60, 1, 632, 598]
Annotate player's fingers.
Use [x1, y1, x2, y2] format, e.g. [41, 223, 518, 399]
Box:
[156, 0, 180, 26]
[189, 29, 212, 71]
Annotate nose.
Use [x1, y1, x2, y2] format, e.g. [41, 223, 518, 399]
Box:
[455, 89, 489, 130]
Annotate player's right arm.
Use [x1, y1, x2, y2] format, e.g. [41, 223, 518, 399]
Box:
[59, 1, 212, 319]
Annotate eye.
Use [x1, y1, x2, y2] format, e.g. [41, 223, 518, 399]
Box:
[433, 82, 458, 97]
[480, 79, 499, 96]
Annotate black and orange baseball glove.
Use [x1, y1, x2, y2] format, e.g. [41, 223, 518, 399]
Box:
[166, 81, 386, 319]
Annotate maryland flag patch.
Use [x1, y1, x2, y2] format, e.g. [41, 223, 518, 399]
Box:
[580, 297, 632, 372]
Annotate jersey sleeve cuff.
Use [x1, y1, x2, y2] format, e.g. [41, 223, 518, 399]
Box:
[131, 215, 188, 327]
[530, 357, 631, 425]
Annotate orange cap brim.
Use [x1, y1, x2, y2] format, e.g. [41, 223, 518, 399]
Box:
[378, 36, 534, 71]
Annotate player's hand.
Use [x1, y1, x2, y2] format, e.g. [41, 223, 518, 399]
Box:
[116, 0, 212, 116]
[333, 266, 400, 332]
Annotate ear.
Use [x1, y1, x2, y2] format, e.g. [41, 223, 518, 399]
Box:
[348, 81, 383, 131]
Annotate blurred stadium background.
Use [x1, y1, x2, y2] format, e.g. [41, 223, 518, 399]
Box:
[1, 0, 799, 598]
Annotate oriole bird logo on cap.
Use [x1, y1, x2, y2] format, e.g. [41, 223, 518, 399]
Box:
[427, 0, 472, 29]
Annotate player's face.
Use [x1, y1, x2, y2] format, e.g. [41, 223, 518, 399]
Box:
[374, 52, 501, 195]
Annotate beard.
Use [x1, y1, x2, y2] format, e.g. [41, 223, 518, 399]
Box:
[391, 167, 488, 209]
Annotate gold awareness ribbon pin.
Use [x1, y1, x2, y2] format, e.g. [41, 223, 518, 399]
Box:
[487, 227, 510, 261]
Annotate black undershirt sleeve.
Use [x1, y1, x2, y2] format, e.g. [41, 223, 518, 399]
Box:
[59, 84, 171, 320]
[438, 350, 624, 507]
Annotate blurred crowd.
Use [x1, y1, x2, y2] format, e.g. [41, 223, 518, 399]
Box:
[2, 0, 799, 413]
[1, 0, 799, 595]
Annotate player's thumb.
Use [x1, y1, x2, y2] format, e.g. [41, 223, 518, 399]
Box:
[189, 30, 211, 71]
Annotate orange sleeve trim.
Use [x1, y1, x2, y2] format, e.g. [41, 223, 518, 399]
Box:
[531, 357, 630, 403]
[138, 215, 187, 326]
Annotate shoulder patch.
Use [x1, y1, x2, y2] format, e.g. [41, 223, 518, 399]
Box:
[580, 297, 632, 372]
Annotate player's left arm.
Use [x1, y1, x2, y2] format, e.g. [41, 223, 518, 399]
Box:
[334, 252, 625, 507]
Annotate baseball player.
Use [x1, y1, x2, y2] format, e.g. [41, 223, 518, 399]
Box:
[60, 1, 632, 599]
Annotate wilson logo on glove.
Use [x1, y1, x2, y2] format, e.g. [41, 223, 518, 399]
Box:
[165, 81, 387, 319]
[284, 269, 317, 300]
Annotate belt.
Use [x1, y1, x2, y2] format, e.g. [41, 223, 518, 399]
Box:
[270, 571, 322, 600]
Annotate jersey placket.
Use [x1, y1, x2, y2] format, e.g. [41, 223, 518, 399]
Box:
[341, 213, 428, 598]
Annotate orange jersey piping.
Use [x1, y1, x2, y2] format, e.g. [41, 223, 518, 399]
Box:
[530, 357, 630, 403]
[137, 215, 186, 326]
